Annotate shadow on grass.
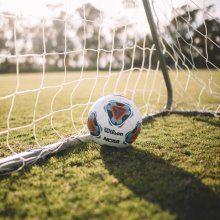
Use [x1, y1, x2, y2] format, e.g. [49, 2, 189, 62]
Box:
[101, 146, 220, 220]
[193, 116, 220, 128]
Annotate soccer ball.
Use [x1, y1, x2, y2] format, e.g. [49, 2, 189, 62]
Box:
[87, 94, 142, 148]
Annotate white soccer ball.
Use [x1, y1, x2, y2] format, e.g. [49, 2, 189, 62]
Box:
[87, 94, 142, 148]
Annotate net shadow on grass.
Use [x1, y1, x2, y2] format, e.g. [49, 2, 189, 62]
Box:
[192, 117, 220, 128]
[100, 146, 220, 220]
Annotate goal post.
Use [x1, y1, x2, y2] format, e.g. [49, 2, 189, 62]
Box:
[0, 0, 219, 174]
[142, 0, 173, 111]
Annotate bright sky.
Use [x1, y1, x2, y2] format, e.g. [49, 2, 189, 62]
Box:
[0, 0, 219, 22]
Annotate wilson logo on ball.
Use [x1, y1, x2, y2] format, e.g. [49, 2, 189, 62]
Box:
[87, 111, 102, 137]
[105, 101, 132, 127]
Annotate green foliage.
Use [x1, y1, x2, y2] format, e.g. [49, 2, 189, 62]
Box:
[0, 3, 220, 73]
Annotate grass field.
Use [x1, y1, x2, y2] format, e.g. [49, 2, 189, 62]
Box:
[0, 71, 220, 220]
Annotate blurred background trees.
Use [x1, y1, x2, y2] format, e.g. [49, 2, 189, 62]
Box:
[0, 3, 219, 73]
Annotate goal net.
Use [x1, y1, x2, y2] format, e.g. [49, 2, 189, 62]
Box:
[0, 0, 219, 173]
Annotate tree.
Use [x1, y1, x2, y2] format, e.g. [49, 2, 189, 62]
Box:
[76, 3, 104, 69]
[194, 18, 220, 68]
[163, 4, 220, 68]
[0, 12, 16, 73]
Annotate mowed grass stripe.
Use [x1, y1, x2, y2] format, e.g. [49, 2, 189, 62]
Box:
[0, 115, 219, 220]
[0, 70, 219, 219]
[0, 70, 219, 153]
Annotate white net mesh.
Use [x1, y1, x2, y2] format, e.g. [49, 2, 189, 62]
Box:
[0, 0, 219, 171]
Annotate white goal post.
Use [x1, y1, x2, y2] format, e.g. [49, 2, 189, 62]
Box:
[0, 0, 219, 174]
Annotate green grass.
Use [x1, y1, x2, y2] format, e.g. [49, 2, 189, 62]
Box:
[0, 71, 220, 220]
